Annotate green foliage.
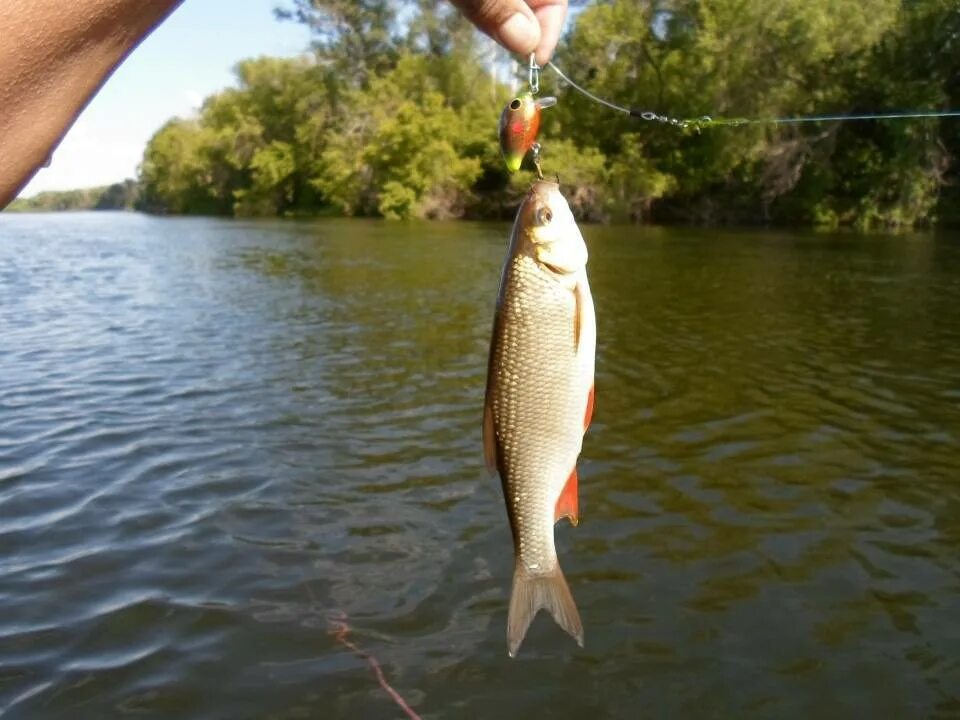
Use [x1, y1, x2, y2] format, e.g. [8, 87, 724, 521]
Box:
[276, 0, 398, 85]
[312, 54, 484, 219]
[138, 57, 329, 216]
[549, 0, 955, 227]
[132, 0, 959, 228]
[138, 119, 221, 214]
[138, 13, 500, 220]
[95, 180, 140, 210]
[10, 180, 138, 212]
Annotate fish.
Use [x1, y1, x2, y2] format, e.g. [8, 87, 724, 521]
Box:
[483, 180, 596, 657]
[498, 93, 556, 172]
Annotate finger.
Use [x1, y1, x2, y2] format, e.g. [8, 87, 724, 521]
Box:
[450, 0, 541, 57]
[527, 0, 567, 65]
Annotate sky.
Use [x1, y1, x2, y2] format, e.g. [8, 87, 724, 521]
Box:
[19, 1, 312, 197]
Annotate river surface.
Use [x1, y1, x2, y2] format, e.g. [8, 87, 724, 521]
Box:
[1, 211, 958, 719]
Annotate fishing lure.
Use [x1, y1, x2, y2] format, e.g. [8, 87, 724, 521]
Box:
[499, 55, 556, 175]
[498, 92, 556, 173]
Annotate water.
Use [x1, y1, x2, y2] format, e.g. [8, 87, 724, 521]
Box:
[1, 212, 958, 719]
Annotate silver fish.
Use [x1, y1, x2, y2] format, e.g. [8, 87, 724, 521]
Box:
[483, 180, 596, 657]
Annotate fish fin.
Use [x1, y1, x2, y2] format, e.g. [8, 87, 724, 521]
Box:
[554, 468, 579, 526]
[482, 401, 497, 474]
[507, 561, 583, 658]
[584, 384, 595, 431]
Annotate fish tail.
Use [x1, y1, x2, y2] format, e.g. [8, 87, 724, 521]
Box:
[506, 561, 583, 658]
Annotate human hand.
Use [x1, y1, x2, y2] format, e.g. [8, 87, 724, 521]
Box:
[449, 0, 568, 65]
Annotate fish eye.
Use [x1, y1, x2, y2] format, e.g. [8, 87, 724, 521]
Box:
[537, 207, 553, 225]
[509, 98, 522, 110]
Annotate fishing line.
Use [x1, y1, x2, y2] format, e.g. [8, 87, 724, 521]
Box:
[544, 61, 960, 130]
[327, 610, 423, 720]
[300, 575, 422, 719]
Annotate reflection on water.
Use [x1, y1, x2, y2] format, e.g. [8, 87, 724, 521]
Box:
[0, 212, 958, 718]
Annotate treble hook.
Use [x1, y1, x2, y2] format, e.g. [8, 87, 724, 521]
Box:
[530, 142, 543, 180]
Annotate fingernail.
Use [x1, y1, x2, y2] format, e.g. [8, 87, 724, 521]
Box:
[498, 12, 538, 54]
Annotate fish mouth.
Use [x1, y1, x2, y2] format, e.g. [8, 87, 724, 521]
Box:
[531, 179, 559, 190]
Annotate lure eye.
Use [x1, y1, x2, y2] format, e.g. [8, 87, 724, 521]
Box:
[537, 207, 553, 225]
[509, 98, 522, 110]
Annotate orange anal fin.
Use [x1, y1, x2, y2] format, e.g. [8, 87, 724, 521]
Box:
[483, 401, 497, 474]
[584, 384, 595, 432]
[554, 468, 579, 526]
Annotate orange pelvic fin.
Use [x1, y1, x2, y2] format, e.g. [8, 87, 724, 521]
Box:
[554, 468, 579, 526]
[584, 384, 595, 431]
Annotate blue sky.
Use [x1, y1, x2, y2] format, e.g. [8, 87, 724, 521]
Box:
[19, 1, 312, 197]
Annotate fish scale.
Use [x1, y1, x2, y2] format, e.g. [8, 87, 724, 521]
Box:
[492, 255, 580, 573]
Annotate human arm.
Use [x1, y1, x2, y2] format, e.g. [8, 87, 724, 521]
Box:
[0, 0, 183, 207]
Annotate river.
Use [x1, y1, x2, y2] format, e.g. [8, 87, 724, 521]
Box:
[1, 211, 958, 718]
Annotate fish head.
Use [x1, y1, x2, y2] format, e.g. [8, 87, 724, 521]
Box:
[519, 181, 587, 280]
[498, 93, 554, 172]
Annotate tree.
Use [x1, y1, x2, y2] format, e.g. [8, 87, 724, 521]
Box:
[135, 0, 959, 228]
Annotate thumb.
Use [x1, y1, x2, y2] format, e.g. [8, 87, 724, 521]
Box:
[450, 0, 541, 57]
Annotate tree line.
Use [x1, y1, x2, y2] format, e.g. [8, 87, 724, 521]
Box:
[48, 1, 960, 228]
[9, 180, 139, 212]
